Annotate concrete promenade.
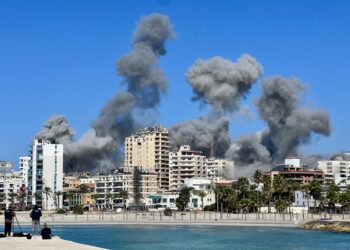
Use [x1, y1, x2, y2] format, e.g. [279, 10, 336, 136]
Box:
[2, 211, 350, 227]
[0, 236, 107, 250]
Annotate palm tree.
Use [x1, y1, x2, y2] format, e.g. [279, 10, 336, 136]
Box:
[309, 180, 322, 212]
[55, 191, 63, 210]
[8, 192, 18, 207]
[253, 169, 263, 185]
[193, 190, 207, 211]
[286, 180, 299, 213]
[273, 175, 287, 200]
[0, 193, 6, 210]
[119, 190, 129, 211]
[18, 191, 27, 210]
[34, 191, 42, 206]
[106, 191, 114, 209]
[301, 183, 311, 210]
[236, 177, 250, 199]
[262, 175, 272, 213]
[326, 182, 340, 215]
[43, 187, 52, 211]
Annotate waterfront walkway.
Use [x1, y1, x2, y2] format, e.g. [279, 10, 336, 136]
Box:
[3, 211, 350, 227]
[0, 236, 107, 250]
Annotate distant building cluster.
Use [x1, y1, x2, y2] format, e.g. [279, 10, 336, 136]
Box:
[1, 124, 350, 212]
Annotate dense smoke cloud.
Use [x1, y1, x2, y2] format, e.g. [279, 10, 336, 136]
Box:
[226, 76, 331, 175]
[36, 13, 174, 172]
[186, 54, 263, 113]
[170, 115, 231, 158]
[117, 13, 173, 109]
[170, 54, 263, 159]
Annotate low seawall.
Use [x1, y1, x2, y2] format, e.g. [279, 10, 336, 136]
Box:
[299, 221, 350, 233]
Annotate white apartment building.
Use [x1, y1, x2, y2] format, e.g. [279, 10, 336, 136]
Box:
[19, 156, 31, 188]
[169, 145, 207, 191]
[124, 125, 170, 190]
[184, 178, 212, 191]
[147, 191, 215, 211]
[28, 139, 63, 210]
[206, 158, 234, 179]
[0, 161, 13, 177]
[94, 172, 158, 209]
[0, 175, 26, 209]
[318, 158, 350, 188]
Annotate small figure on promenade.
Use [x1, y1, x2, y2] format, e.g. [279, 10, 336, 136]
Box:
[30, 205, 42, 235]
[41, 223, 52, 240]
[4, 206, 15, 237]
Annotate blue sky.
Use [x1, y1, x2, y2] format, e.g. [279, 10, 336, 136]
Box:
[1, 0, 349, 168]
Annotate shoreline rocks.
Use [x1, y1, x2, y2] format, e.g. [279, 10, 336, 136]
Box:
[299, 220, 350, 233]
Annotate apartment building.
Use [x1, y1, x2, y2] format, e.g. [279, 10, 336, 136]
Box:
[0, 161, 13, 177]
[94, 172, 158, 209]
[318, 157, 350, 188]
[19, 156, 31, 187]
[0, 175, 25, 209]
[265, 158, 324, 186]
[169, 145, 206, 191]
[28, 139, 63, 210]
[206, 158, 234, 179]
[124, 125, 170, 190]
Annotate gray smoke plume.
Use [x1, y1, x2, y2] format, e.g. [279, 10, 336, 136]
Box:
[170, 54, 263, 158]
[226, 76, 331, 175]
[117, 13, 173, 109]
[36, 13, 174, 172]
[170, 115, 231, 158]
[36, 115, 74, 144]
[186, 53, 263, 112]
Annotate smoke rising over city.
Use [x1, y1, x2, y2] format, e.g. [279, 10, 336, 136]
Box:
[36, 13, 174, 172]
[36, 13, 331, 176]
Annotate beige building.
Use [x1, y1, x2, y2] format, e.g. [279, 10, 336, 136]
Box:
[63, 176, 81, 190]
[124, 125, 170, 190]
[206, 158, 234, 179]
[169, 145, 206, 191]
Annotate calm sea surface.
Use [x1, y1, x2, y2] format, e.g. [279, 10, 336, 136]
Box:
[17, 224, 350, 250]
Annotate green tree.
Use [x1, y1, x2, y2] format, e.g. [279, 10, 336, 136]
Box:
[43, 187, 52, 210]
[273, 175, 287, 200]
[309, 180, 322, 212]
[301, 183, 311, 210]
[0, 193, 6, 209]
[106, 191, 114, 209]
[119, 190, 129, 211]
[262, 175, 273, 213]
[18, 191, 27, 210]
[275, 198, 287, 213]
[339, 186, 350, 212]
[176, 186, 193, 211]
[193, 190, 207, 211]
[326, 182, 340, 214]
[236, 177, 250, 199]
[286, 180, 299, 212]
[55, 191, 63, 210]
[34, 191, 42, 206]
[8, 192, 18, 206]
[253, 169, 263, 184]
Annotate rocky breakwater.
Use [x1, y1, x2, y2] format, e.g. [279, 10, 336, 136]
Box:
[299, 220, 350, 233]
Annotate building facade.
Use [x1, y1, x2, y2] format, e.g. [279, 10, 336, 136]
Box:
[28, 139, 63, 210]
[318, 159, 350, 188]
[19, 156, 31, 188]
[205, 158, 234, 179]
[124, 125, 170, 190]
[169, 145, 206, 191]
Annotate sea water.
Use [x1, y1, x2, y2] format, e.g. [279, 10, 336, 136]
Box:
[15, 225, 350, 250]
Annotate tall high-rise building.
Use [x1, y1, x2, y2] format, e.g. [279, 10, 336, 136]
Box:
[19, 156, 31, 188]
[124, 125, 169, 190]
[169, 145, 207, 191]
[28, 139, 63, 210]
